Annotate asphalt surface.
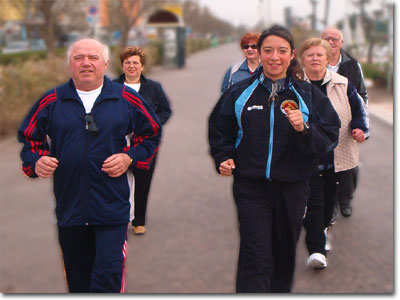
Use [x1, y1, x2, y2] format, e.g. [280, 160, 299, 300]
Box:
[0, 43, 394, 294]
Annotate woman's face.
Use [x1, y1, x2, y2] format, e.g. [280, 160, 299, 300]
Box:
[122, 55, 143, 80]
[301, 45, 329, 77]
[241, 39, 259, 61]
[260, 35, 294, 81]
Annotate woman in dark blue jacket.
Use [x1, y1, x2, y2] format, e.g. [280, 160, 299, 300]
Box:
[114, 46, 172, 235]
[208, 25, 340, 293]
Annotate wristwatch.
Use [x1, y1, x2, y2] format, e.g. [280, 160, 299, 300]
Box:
[301, 122, 310, 135]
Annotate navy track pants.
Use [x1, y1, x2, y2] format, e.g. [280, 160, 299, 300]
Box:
[303, 169, 337, 255]
[58, 224, 128, 293]
[233, 177, 308, 293]
[131, 155, 157, 226]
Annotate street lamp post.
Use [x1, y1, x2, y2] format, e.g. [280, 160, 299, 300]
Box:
[310, 0, 319, 31]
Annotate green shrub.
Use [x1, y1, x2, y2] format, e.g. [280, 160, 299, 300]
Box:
[186, 38, 211, 56]
[362, 63, 388, 87]
[0, 57, 69, 137]
[0, 48, 67, 66]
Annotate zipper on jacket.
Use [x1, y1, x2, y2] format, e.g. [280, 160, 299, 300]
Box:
[265, 99, 275, 180]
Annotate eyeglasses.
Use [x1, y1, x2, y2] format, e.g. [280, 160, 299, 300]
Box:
[123, 61, 141, 66]
[322, 37, 341, 43]
[84, 113, 99, 135]
[242, 44, 257, 50]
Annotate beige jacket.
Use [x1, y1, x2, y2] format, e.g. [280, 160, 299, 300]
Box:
[305, 70, 359, 172]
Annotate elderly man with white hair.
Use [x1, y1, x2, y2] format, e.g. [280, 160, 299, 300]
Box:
[18, 38, 161, 293]
[320, 27, 369, 220]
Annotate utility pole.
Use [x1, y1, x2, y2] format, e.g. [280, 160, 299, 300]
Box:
[324, 0, 330, 26]
[310, 0, 318, 31]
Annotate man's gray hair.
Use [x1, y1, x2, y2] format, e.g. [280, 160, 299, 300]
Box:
[321, 27, 344, 41]
[67, 38, 110, 63]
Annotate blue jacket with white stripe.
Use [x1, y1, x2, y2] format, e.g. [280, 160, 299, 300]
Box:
[18, 76, 161, 226]
[209, 69, 341, 182]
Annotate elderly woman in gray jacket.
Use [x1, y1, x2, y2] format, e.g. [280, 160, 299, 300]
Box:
[299, 38, 369, 269]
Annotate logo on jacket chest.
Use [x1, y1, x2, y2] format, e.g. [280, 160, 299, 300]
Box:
[247, 105, 264, 111]
[280, 100, 298, 115]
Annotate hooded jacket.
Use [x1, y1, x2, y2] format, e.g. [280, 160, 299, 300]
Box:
[209, 68, 341, 182]
[18, 76, 161, 226]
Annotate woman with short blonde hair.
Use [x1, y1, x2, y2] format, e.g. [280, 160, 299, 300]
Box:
[300, 37, 369, 270]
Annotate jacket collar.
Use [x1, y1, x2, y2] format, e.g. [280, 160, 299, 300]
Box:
[118, 73, 148, 84]
[340, 49, 352, 64]
[61, 76, 118, 102]
[303, 69, 346, 86]
[256, 67, 290, 93]
[240, 58, 260, 73]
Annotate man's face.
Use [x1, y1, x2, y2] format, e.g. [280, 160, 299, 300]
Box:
[69, 39, 108, 91]
[321, 29, 343, 57]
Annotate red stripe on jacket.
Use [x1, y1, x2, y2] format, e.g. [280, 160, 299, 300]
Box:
[24, 90, 57, 138]
[122, 88, 159, 136]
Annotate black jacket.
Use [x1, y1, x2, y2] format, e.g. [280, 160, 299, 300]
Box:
[208, 69, 340, 183]
[114, 74, 172, 125]
[338, 49, 368, 104]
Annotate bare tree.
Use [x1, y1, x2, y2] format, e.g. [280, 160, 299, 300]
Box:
[352, 0, 375, 62]
[106, 0, 155, 48]
[8, 0, 88, 57]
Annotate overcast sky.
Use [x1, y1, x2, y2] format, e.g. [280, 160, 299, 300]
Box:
[197, 0, 390, 28]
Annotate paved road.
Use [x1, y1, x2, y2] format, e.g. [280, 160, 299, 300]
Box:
[0, 43, 393, 293]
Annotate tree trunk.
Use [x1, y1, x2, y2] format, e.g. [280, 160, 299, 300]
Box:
[39, 1, 56, 58]
[120, 25, 130, 49]
[367, 40, 374, 63]
[46, 14, 56, 58]
[324, 0, 330, 26]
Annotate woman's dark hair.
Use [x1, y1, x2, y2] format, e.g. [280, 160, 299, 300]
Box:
[257, 25, 303, 80]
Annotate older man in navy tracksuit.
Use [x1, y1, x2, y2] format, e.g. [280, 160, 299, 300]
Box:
[18, 38, 161, 292]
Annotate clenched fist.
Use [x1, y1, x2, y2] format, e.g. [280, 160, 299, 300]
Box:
[35, 156, 59, 178]
[102, 153, 132, 177]
[219, 159, 235, 176]
[352, 129, 365, 143]
[285, 107, 304, 132]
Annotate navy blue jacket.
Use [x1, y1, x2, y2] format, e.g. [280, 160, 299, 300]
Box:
[209, 68, 341, 182]
[338, 49, 368, 104]
[114, 74, 172, 125]
[18, 77, 161, 226]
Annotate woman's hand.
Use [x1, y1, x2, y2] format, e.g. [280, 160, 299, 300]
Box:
[285, 108, 304, 132]
[219, 159, 235, 176]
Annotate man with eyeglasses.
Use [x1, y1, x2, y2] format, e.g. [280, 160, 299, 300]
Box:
[18, 38, 161, 293]
[320, 27, 369, 220]
[220, 32, 261, 93]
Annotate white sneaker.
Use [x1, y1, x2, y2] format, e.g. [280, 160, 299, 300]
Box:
[306, 253, 327, 269]
[324, 227, 332, 252]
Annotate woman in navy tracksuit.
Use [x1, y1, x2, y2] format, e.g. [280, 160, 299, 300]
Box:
[114, 46, 172, 235]
[208, 25, 340, 293]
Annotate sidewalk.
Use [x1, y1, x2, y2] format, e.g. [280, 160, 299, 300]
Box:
[366, 86, 393, 126]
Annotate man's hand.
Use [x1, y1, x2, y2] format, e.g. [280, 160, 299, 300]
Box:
[219, 159, 235, 176]
[352, 129, 365, 143]
[285, 108, 304, 132]
[35, 156, 59, 178]
[102, 153, 132, 177]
